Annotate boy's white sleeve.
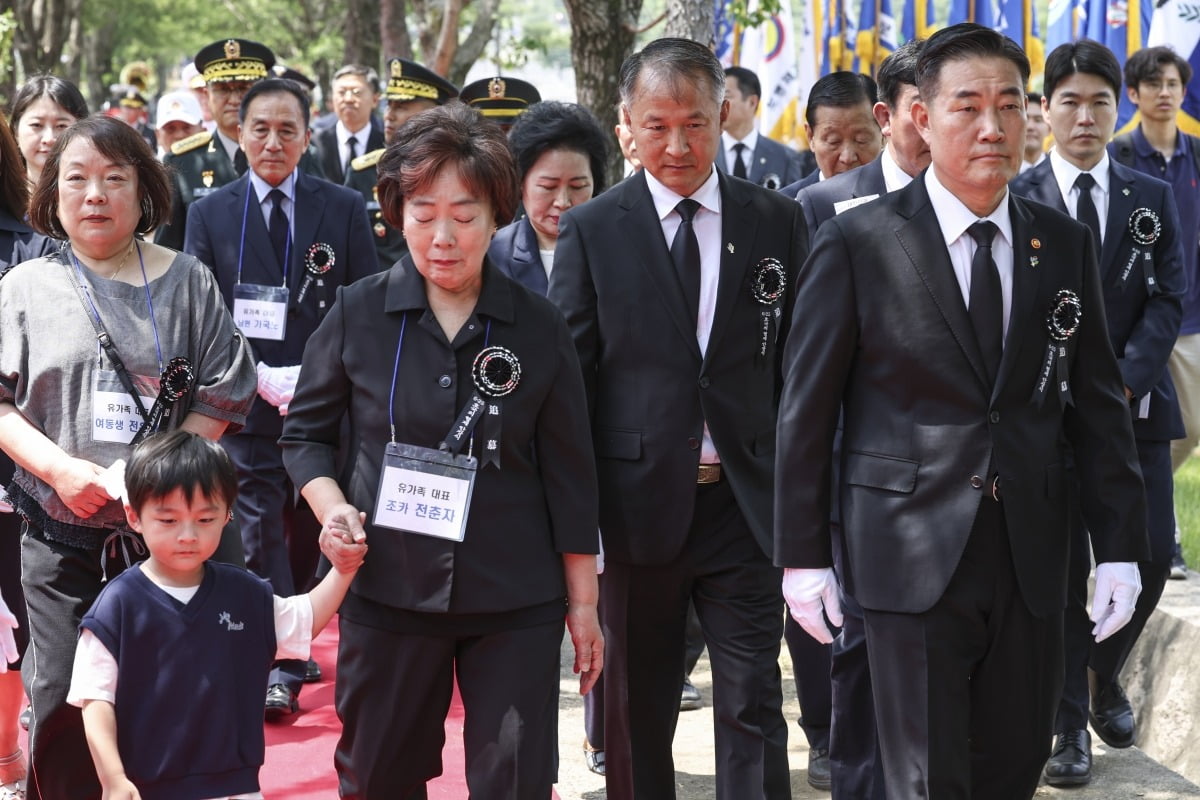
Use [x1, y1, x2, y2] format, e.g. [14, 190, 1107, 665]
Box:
[273, 594, 313, 661]
[66, 629, 118, 707]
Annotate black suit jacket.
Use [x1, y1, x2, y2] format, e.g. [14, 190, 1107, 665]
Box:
[549, 169, 807, 564]
[1010, 158, 1185, 442]
[774, 174, 1148, 615]
[313, 118, 385, 184]
[716, 135, 806, 190]
[184, 171, 378, 437]
[779, 168, 821, 200]
[795, 157, 887, 246]
[488, 217, 547, 295]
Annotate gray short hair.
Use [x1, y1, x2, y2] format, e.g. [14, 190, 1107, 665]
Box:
[619, 38, 725, 110]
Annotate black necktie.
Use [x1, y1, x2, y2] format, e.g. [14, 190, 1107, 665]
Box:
[1074, 172, 1102, 254]
[967, 221, 1003, 384]
[233, 147, 248, 176]
[671, 199, 702, 320]
[345, 135, 358, 180]
[268, 189, 289, 270]
[732, 143, 748, 179]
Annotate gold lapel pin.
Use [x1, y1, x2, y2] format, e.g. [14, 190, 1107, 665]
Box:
[1031, 238, 1042, 249]
[726, 242, 735, 254]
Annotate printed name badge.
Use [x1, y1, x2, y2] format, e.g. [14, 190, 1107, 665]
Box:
[233, 283, 288, 341]
[92, 370, 154, 444]
[373, 442, 477, 542]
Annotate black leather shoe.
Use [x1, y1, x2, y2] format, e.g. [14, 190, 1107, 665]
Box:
[1044, 729, 1092, 786]
[303, 657, 322, 683]
[264, 683, 298, 720]
[1090, 676, 1135, 748]
[807, 747, 832, 791]
[680, 679, 703, 711]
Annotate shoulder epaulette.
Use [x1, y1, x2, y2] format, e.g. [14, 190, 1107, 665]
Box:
[350, 148, 384, 171]
[170, 130, 214, 156]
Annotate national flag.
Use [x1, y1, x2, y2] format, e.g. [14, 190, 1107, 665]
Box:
[901, 0, 936, 42]
[854, 0, 898, 75]
[714, 0, 737, 68]
[997, 0, 1045, 83]
[949, 0, 996, 28]
[742, 0, 803, 145]
[1088, 0, 1150, 128]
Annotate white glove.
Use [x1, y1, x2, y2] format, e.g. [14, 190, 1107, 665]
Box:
[782, 567, 843, 644]
[0, 588, 18, 672]
[101, 459, 127, 504]
[256, 362, 301, 409]
[1090, 561, 1142, 643]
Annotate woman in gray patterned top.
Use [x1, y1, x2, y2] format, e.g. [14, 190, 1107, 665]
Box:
[0, 115, 256, 800]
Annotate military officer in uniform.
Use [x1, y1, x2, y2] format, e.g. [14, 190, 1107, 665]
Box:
[156, 38, 276, 250]
[460, 75, 541, 132]
[344, 57, 458, 270]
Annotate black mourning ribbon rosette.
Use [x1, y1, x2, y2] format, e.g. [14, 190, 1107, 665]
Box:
[1032, 290, 1081, 408]
[751, 257, 787, 367]
[131, 357, 196, 446]
[298, 242, 335, 313]
[440, 346, 521, 469]
[1120, 208, 1162, 295]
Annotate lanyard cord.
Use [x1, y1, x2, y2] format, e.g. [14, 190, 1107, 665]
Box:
[71, 240, 163, 374]
[236, 179, 291, 288]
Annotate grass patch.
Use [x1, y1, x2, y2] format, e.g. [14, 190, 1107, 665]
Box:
[1174, 458, 1200, 567]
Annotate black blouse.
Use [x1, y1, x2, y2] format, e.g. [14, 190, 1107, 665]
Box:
[281, 256, 598, 630]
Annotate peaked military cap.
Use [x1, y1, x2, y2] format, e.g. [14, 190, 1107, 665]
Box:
[195, 38, 275, 84]
[459, 76, 541, 123]
[385, 58, 458, 105]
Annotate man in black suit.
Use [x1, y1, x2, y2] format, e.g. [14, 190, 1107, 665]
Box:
[550, 37, 805, 800]
[789, 38, 929, 800]
[719, 66, 805, 190]
[184, 78, 377, 720]
[779, 72, 882, 197]
[777, 24, 1148, 799]
[313, 64, 385, 184]
[1011, 39, 1185, 786]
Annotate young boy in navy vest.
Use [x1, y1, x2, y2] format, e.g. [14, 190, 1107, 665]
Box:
[66, 430, 367, 800]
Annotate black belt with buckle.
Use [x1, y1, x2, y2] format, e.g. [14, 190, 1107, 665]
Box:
[697, 463, 722, 484]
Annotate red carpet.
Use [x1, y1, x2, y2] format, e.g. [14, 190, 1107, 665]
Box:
[260, 616, 562, 799]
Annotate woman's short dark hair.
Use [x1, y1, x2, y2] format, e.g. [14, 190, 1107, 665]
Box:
[0, 113, 29, 219]
[9, 75, 89, 131]
[916, 23, 1030, 102]
[508, 101, 610, 195]
[125, 430, 239, 515]
[1124, 46, 1193, 90]
[28, 115, 172, 239]
[377, 103, 518, 229]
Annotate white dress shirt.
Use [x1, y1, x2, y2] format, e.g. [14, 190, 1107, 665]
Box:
[645, 167, 724, 463]
[249, 169, 297, 233]
[336, 120, 372, 175]
[721, 129, 759, 175]
[925, 168, 1015, 340]
[1049, 149, 1111, 245]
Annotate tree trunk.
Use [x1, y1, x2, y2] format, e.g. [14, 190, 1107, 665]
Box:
[11, 0, 78, 77]
[380, 0, 413, 64]
[448, 0, 498, 87]
[664, 0, 713, 44]
[428, 0, 461, 77]
[563, 0, 645, 188]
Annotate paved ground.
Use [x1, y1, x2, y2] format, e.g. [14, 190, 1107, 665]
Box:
[553, 580, 1200, 799]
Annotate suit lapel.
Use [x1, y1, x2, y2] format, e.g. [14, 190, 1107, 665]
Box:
[705, 174, 756, 367]
[853, 159, 886, 198]
[1101, 164, 1137, 280]
[994, 195, 1043, 396]
[1022, 159, 1067, 214]
[512, 218, 548, 295]
[291, 173, 327, 293]
[229, 175, 284, 283]
[620, 173, 702, 358]
[893, 179, 991, 392]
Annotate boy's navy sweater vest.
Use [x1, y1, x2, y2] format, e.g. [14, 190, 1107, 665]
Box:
[82, 562, 276, 800]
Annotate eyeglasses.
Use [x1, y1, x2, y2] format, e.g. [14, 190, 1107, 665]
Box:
[335, 87, 366, 98]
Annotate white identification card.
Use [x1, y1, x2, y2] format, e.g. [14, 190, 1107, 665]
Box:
[233, 283, 288, 341]
[373, 442, 477, 542]
[833, 195, 879, 215]
[92, 371, 155, 444]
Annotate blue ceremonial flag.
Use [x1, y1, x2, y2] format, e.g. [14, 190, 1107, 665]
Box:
[1086, 0, 1149, 128]
[1149, 0, 1200, 134]
[714, 0, 736, 67]
[901, 0, 935, 41]
[997, 0, 1046, 82]
[1046, 0, 1084, 52]
[949, 0, 996, 27]
[851, 0, 896, 74]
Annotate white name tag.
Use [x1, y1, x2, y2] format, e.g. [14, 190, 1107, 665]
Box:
[233, 283, 288, 341]
[373, 443, 477, 542]
[833, 194, 880, 215]
[92, 371, 154, 444]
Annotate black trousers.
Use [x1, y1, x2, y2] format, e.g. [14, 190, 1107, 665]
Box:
[863, 500, 1062, 800]
[223, 433, 320, 694]
[1056, 439, 1174, 732]
[334, 615, 563, 800]
[602, 479, 789, 800]
[830, 592, 886, 799]
[783, 615, 832, 750]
